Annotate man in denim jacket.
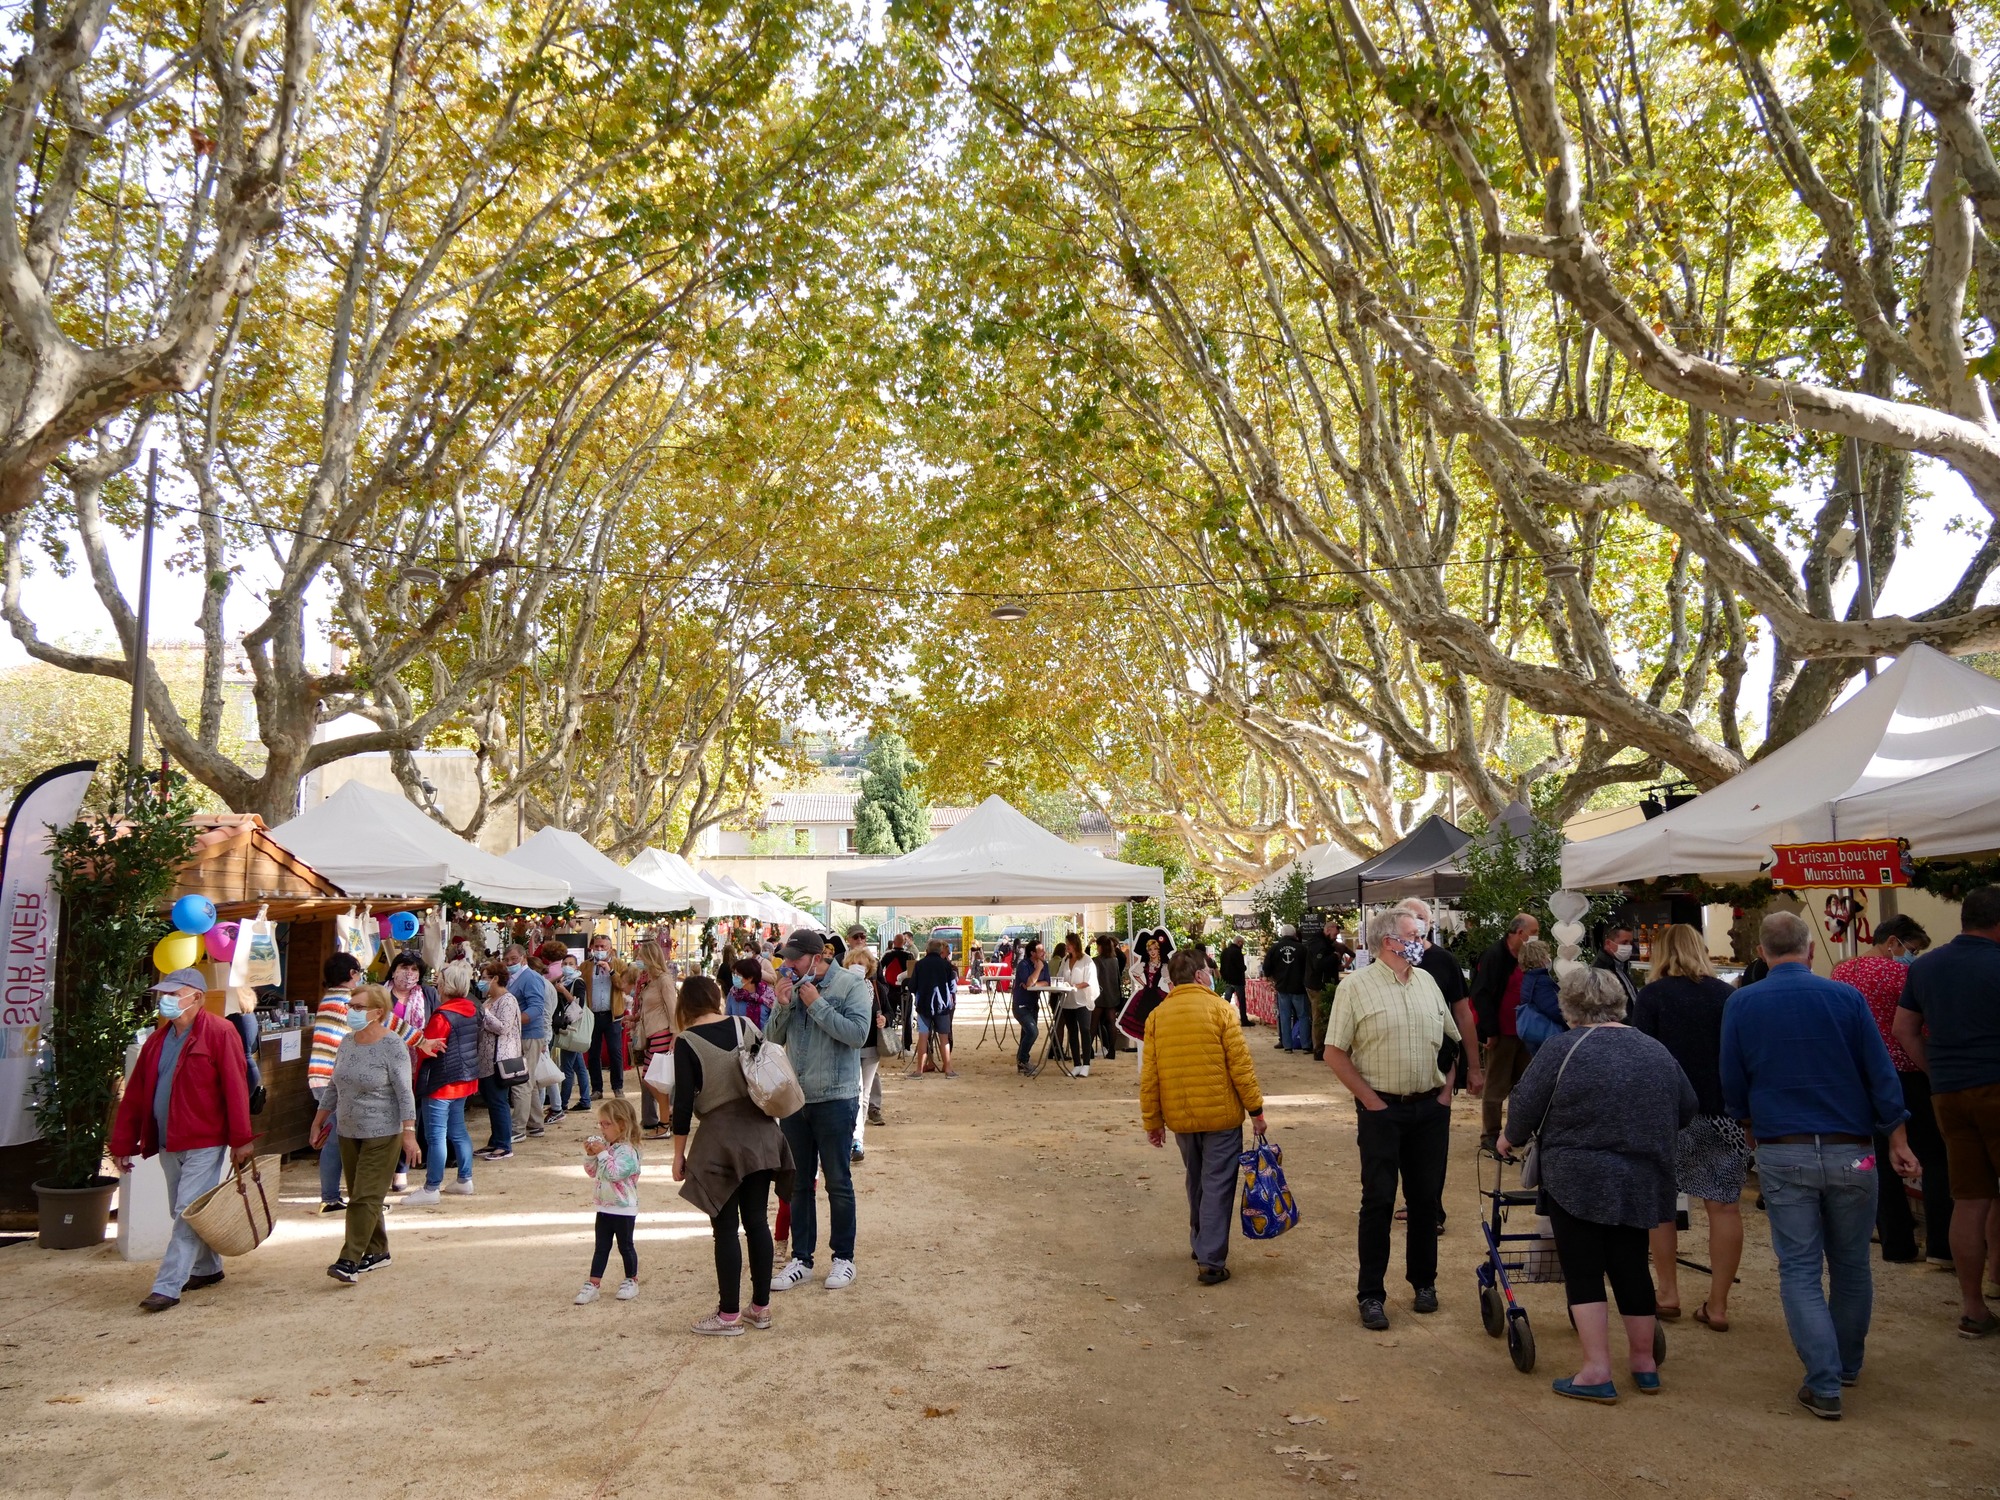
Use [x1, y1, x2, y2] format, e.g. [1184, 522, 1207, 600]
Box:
[767, 930, 873, 1291]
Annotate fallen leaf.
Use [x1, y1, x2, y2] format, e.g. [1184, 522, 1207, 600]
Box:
[1948, 1440, 1974, 1448]
[1221, 1384, 1250, 1398]
[1301, 1451, 1335, 1463]
[145, 1397, 166, 1405]
[986, 1365, 1011, 1370]
[1286, 1414, 1326, 1426]
[1337, 1396, 1360, 1404]
[1274, 1445, 1307, 1457]
[310, 1389, 330, 1397]
[922, 1404, 958, 1419]
[1492, 1471, 1534, 1479]
[207, 1450, 229, 1461]
[248, 1396, 270, 1405]
[1631, 1471, 1668, 1489]
[46, 1395, 82, 1404]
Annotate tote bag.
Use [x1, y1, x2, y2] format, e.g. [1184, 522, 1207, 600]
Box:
[735, 1017, 804, 1118]
[181, 1153, 281, 1257]
[1238, 1137, 1300, 1240]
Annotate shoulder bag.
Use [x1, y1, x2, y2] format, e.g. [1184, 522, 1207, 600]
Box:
[735, 1016, 805, 1118]
[494, 1053, 528, 1086]
[181, 1153, 281, 1257]
[1518, 1028, 1598, 1190]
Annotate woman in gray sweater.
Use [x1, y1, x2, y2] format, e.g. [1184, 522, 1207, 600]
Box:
[311, 984, 419, 1284]
[1500, 967, 1696, 1405]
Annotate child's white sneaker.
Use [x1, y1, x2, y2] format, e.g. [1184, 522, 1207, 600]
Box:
[771, 1257, 812, 1291]
[615, 1278, 639, 1301]
[574, 1283, 599, 1305]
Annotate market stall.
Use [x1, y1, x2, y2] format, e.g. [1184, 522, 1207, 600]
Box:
[624, 848, 717, 918]
[502, 828, 695, 918]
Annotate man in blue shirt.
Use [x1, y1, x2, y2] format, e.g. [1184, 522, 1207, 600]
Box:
[1722, 911, 1918, 1420]
[505, 943, 553, 1138]
[1894, 884, 2000, 1339]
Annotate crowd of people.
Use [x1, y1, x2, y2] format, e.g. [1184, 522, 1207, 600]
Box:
[109, 885, 2000, 1409]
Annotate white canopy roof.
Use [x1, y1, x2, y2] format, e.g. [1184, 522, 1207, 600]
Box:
[824, 796, 1166, 911]
[1563, 644, 2000, 886]
[502, 829, 694, 915]
[624, 849, 717, 919]
[1223, 843, 1365, 914]
[270, 781, 571, 909]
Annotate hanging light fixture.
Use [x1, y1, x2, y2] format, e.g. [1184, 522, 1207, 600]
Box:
[989, 600, 1029, 621]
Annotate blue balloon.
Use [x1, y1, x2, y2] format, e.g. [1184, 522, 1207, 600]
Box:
[171, 894, 217, 935]
[389, 911, 421, 942]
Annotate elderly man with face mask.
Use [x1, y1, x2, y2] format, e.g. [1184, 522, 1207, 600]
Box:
[111, 969, 256, 1312]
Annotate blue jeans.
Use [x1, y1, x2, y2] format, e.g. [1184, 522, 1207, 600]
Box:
[779, 1097, 859, 1267]
[312, 1088, 343, 1203]
[421, 1095, 474, 1190]
[1014, 996, 1040, 1067]
[478, 1072, 514, 1151]
[1277, 992, 1309, 1050]
[154, 1146, 231, 1296]
[1757, 1142, 1878, 1397]
[560, 1049, 592, 1110]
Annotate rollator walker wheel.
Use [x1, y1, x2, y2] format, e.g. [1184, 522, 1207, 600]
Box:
[1479, 1283, 1506, 1338]
[1507, 1315, 1536, 1373]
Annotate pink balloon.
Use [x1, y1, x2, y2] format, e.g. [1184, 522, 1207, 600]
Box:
[377, 915, 394, 939]
[205, 921, 239, 962]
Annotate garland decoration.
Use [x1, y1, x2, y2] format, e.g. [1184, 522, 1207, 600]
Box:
[1910, 854, 2000, 903]
[1625, 856, 2000, 909]
[604, 900, 696, 922]
[436, 880, 578, 922]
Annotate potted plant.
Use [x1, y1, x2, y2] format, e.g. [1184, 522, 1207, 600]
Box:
[33, 765, 197, 1249]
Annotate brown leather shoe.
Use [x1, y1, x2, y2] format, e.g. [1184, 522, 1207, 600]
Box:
[138, 1292, 179, 1313]
[184, 1272, 224, 1290]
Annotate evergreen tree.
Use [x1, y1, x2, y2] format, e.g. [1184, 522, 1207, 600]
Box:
[856, 733, 930, 854]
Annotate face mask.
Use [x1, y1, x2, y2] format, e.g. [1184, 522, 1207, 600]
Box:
[1893, 951, 1916, 967]
[347, 1004, 371, 1027]
[157, 994, 184, 1021]
[1392, 937, 1427, 966]
[1613, 943, 1634, 962]
[730, 974, 744, 989]
[564, 964, 579, 979]
[507, 962, 524, 977]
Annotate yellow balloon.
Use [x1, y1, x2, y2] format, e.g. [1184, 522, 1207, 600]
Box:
[152, 931, 203, 971]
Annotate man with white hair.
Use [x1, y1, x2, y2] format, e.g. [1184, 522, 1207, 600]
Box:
[1723, 910, 1918, 1420]
[1325, 907, 1465, 1329]
[1261, 922, 1310, 1052]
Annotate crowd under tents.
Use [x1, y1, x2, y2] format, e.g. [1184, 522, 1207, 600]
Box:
[269, 780, 571, 909]
[1561, 643, 2000, 887]
[825, 795, 1166, 913]
[501, 827, 693, 915]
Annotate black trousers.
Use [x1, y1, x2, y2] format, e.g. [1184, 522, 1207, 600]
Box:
[1058, 1007, 1093, 1066]
[1876, 1069, 1954, 1259]
[1092, 999, 1121, 1058]
[1355, 1093, 1450, 1301]
[712, 1170, 776, 1314]
[1545, 1196, 1656, 1315]
[591, 1211, 637, 1281]
[587, 1016, 624, 1093]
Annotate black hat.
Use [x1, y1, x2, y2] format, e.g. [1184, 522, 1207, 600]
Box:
[777, 931, 827, 960]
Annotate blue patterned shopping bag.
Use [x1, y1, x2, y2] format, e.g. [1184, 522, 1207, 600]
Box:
[1239, 1137, 1300, 1240]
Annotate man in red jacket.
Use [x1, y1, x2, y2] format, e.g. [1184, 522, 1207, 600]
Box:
[111, 968, 255, 1312]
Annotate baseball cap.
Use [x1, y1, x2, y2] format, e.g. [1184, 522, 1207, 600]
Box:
[777, 932, 827, 960]
[149, 967, 208, 994]
[846, 925, 868, 941]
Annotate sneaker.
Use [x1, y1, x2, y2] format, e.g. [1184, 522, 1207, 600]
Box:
[574, 1283, 600, 1304]
[692, 1311, 743, 1337]
[825, 1258, 857, 1290]
[1359, 1297, 1390, 1331]
[327, 1260, 361, 1285]
[851, 1145, 866, 1162]
[525, 1127, 545, 1137]
[511, 1132, 527, 1144]
[743, 1303, 772, 1330]
[357, 1251, 391, 1274]
[318, 1200, 347, 1214]
[616, 1278, 639, 1301]
[868, 1106, 885, 1127]
[1796, 1386, 1842, 1421]
[478, 1148, 513, 1161]
[392, 1172, 408, 1191]
[771, 1258, 812, 1291]
[1196, 1266, 1231, 1286]
[1074, 1065, 1090, 1077]
[443, 1178, 475, 1196]
[401, 1186, 442, 1206]
[1958, 1312, 2000, 1339]
[1413, 1286, 1440, 1314]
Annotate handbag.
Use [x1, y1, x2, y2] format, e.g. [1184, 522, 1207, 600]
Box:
[735, 1017, 804, 1118]
[643, 1048, 674, 1096]
[1518, 1028, 1597, 1189]
[180, 1153, 281, 1257]
[532, 1049, 564, 1088]
[1238, 1135, 1300, 1240]
[875, 1008, 906, 1060]
[495, 1054, 528, 1086]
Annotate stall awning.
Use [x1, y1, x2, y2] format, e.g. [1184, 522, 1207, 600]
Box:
[270, 781, 571, 909]
[1308, 814, 1472, 909]
[624, 849, 716, 919]
[502, 828, 693, 915]
[1562, 644, 2000, 886]
[824, 796, 1164, 910]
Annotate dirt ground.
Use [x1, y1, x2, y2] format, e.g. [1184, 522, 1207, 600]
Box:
[3, 1020, 1997, 1500]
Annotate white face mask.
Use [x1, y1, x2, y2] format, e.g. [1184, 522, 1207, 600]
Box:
[1613, 943, 1634, 962]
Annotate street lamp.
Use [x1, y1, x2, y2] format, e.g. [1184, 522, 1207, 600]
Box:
[989, 600, 1029, 622]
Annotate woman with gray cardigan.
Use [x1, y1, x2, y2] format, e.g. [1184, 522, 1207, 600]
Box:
[1500, 967, 1696, 1404]
[310, 984, 419, 1285]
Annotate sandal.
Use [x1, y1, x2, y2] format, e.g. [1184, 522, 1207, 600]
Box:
[1957, 1312, 2000, 1340]
[1655, 1304, 1682, 1321]
[1694, 1301, 1729, 1332]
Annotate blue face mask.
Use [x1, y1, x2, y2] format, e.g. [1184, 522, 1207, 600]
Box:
[347, 1004, 370, 1027]
[507, 962, 524, 977]
[1893, 951, 1916, 966]
[157, 994, 184, 1021]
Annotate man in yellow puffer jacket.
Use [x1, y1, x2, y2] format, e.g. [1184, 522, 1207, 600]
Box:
[1142, 948, 1268, 1285]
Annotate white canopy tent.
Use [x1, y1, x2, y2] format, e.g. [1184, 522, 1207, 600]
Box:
[625, 848, 717, 919]
[502, 828, 695, 915]
[270, 781, 571, 908]
[1222, 843, 1365, 916]
[825, 795, 1166, 912]
[1563, 644, 2000, 886]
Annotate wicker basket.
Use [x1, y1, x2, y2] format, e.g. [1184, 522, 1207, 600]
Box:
[180, 1154, 282, 1257]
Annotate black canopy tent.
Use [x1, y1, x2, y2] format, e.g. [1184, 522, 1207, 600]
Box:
[1306, 802, 1543, 910]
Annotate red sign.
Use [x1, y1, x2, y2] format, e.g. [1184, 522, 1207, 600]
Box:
[1769, 839, 1911, 889]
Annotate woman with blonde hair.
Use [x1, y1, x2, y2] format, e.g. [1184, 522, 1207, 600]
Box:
[1632, 923, 1746, 1329]
[311, 984, 419, 1283]
[632, 936, 680, 1139]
